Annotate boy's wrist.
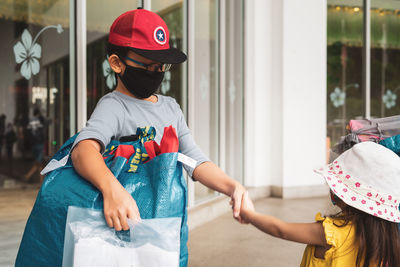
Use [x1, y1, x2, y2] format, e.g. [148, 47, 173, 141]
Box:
[229, 181, 244, 197]
[99, 173, 119, 195]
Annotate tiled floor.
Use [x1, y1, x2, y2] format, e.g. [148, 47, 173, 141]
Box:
[0, 189, 38, 266]
[0, 188, 334, 267]
[187, 197, 334, 267]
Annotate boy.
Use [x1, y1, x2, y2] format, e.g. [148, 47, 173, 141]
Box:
[71, 8, 252, 232]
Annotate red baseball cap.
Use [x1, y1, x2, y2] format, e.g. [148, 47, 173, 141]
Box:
[108, 8, 187, 64]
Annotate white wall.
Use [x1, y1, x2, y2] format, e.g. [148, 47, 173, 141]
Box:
[282, 0, 327, 188]
[244, 0, 277, 188]
[245, 0, 328, 196]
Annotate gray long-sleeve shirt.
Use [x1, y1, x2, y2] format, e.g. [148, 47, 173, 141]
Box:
[72, 91, 209, 177]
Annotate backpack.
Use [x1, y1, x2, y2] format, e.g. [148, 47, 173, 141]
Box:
[332, 115, 400, 155]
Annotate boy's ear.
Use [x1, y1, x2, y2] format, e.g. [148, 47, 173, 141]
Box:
[108, 54, 124, 74]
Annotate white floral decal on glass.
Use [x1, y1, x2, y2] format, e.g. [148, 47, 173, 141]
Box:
[161, 71, 171, 94]
[382, 89, 397, 109]
[102, 59, 116, 90]
[13, 24, 63, 80]
[330, 87, 346, 108]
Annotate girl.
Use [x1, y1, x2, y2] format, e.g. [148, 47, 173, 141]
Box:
[240, 142, 400, 266]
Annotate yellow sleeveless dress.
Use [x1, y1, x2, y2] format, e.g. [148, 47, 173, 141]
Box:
[300, 213, 362, 267]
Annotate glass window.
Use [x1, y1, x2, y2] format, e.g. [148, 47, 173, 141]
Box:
[0, 0, 71, 182]
[328, 1, 400, 158]
[327, 1, 363, 152]
[370, 1, 400, 118]
[192, 0, 219, 202]
[86, 0, 142, 115]
[224, 0, 244, 182]
[152, 0, 185, 108]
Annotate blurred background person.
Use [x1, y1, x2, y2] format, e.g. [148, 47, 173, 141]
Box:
[5, 122, 17, 160]
[0, 114, 5, 159]
[23, 108, 46, 183]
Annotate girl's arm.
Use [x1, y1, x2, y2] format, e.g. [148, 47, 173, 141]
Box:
[240, 193, 328, 247]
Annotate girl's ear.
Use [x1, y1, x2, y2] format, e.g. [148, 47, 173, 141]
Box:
[109, 54, 124, 74]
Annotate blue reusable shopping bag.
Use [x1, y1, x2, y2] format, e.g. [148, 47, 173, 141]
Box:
[15, 126, 188, 267]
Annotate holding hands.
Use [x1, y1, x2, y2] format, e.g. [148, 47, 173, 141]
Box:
[230, 184, 254, 224]
[238, 191, 255, 223]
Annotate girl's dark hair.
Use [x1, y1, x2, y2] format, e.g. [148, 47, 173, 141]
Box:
[330, 199, 400, 267]
[106, 42, 130, 58]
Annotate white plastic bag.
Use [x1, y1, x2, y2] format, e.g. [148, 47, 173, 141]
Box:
[62, 206, 181, 267]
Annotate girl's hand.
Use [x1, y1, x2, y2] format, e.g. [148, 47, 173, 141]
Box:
[102, 180, 141, 231]
[230, 183, 246, 221]
[230, 184, 253, 224]
[239, 191, 255, 223]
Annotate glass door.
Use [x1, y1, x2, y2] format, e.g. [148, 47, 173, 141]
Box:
[0, 0, 71, 182]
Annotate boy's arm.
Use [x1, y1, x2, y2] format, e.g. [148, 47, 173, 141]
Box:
[240, 193, 328, 247]
[192, 161, 250, 222]
[71, 139, 140, 231]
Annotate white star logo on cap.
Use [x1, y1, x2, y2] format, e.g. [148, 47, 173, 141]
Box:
[154, 26, 167, 45]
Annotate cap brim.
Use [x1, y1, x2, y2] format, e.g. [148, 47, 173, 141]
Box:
[129, 47, 187, 64]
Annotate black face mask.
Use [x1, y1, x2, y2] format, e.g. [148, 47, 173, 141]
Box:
[118, 63, 165, 99]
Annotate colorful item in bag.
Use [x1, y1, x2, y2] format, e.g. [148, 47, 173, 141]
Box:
[107, 144, 136, 177]
[144, 125, 179, 160]
[127, 127, 155, 173]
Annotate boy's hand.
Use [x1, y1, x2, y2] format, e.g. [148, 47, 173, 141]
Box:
[102, 180, 141, 231]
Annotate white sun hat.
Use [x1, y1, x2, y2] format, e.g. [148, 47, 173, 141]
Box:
[315, 141, 400, 223]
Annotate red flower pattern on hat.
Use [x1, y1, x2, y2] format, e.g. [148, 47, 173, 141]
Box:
[316, 144, 400, 223]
